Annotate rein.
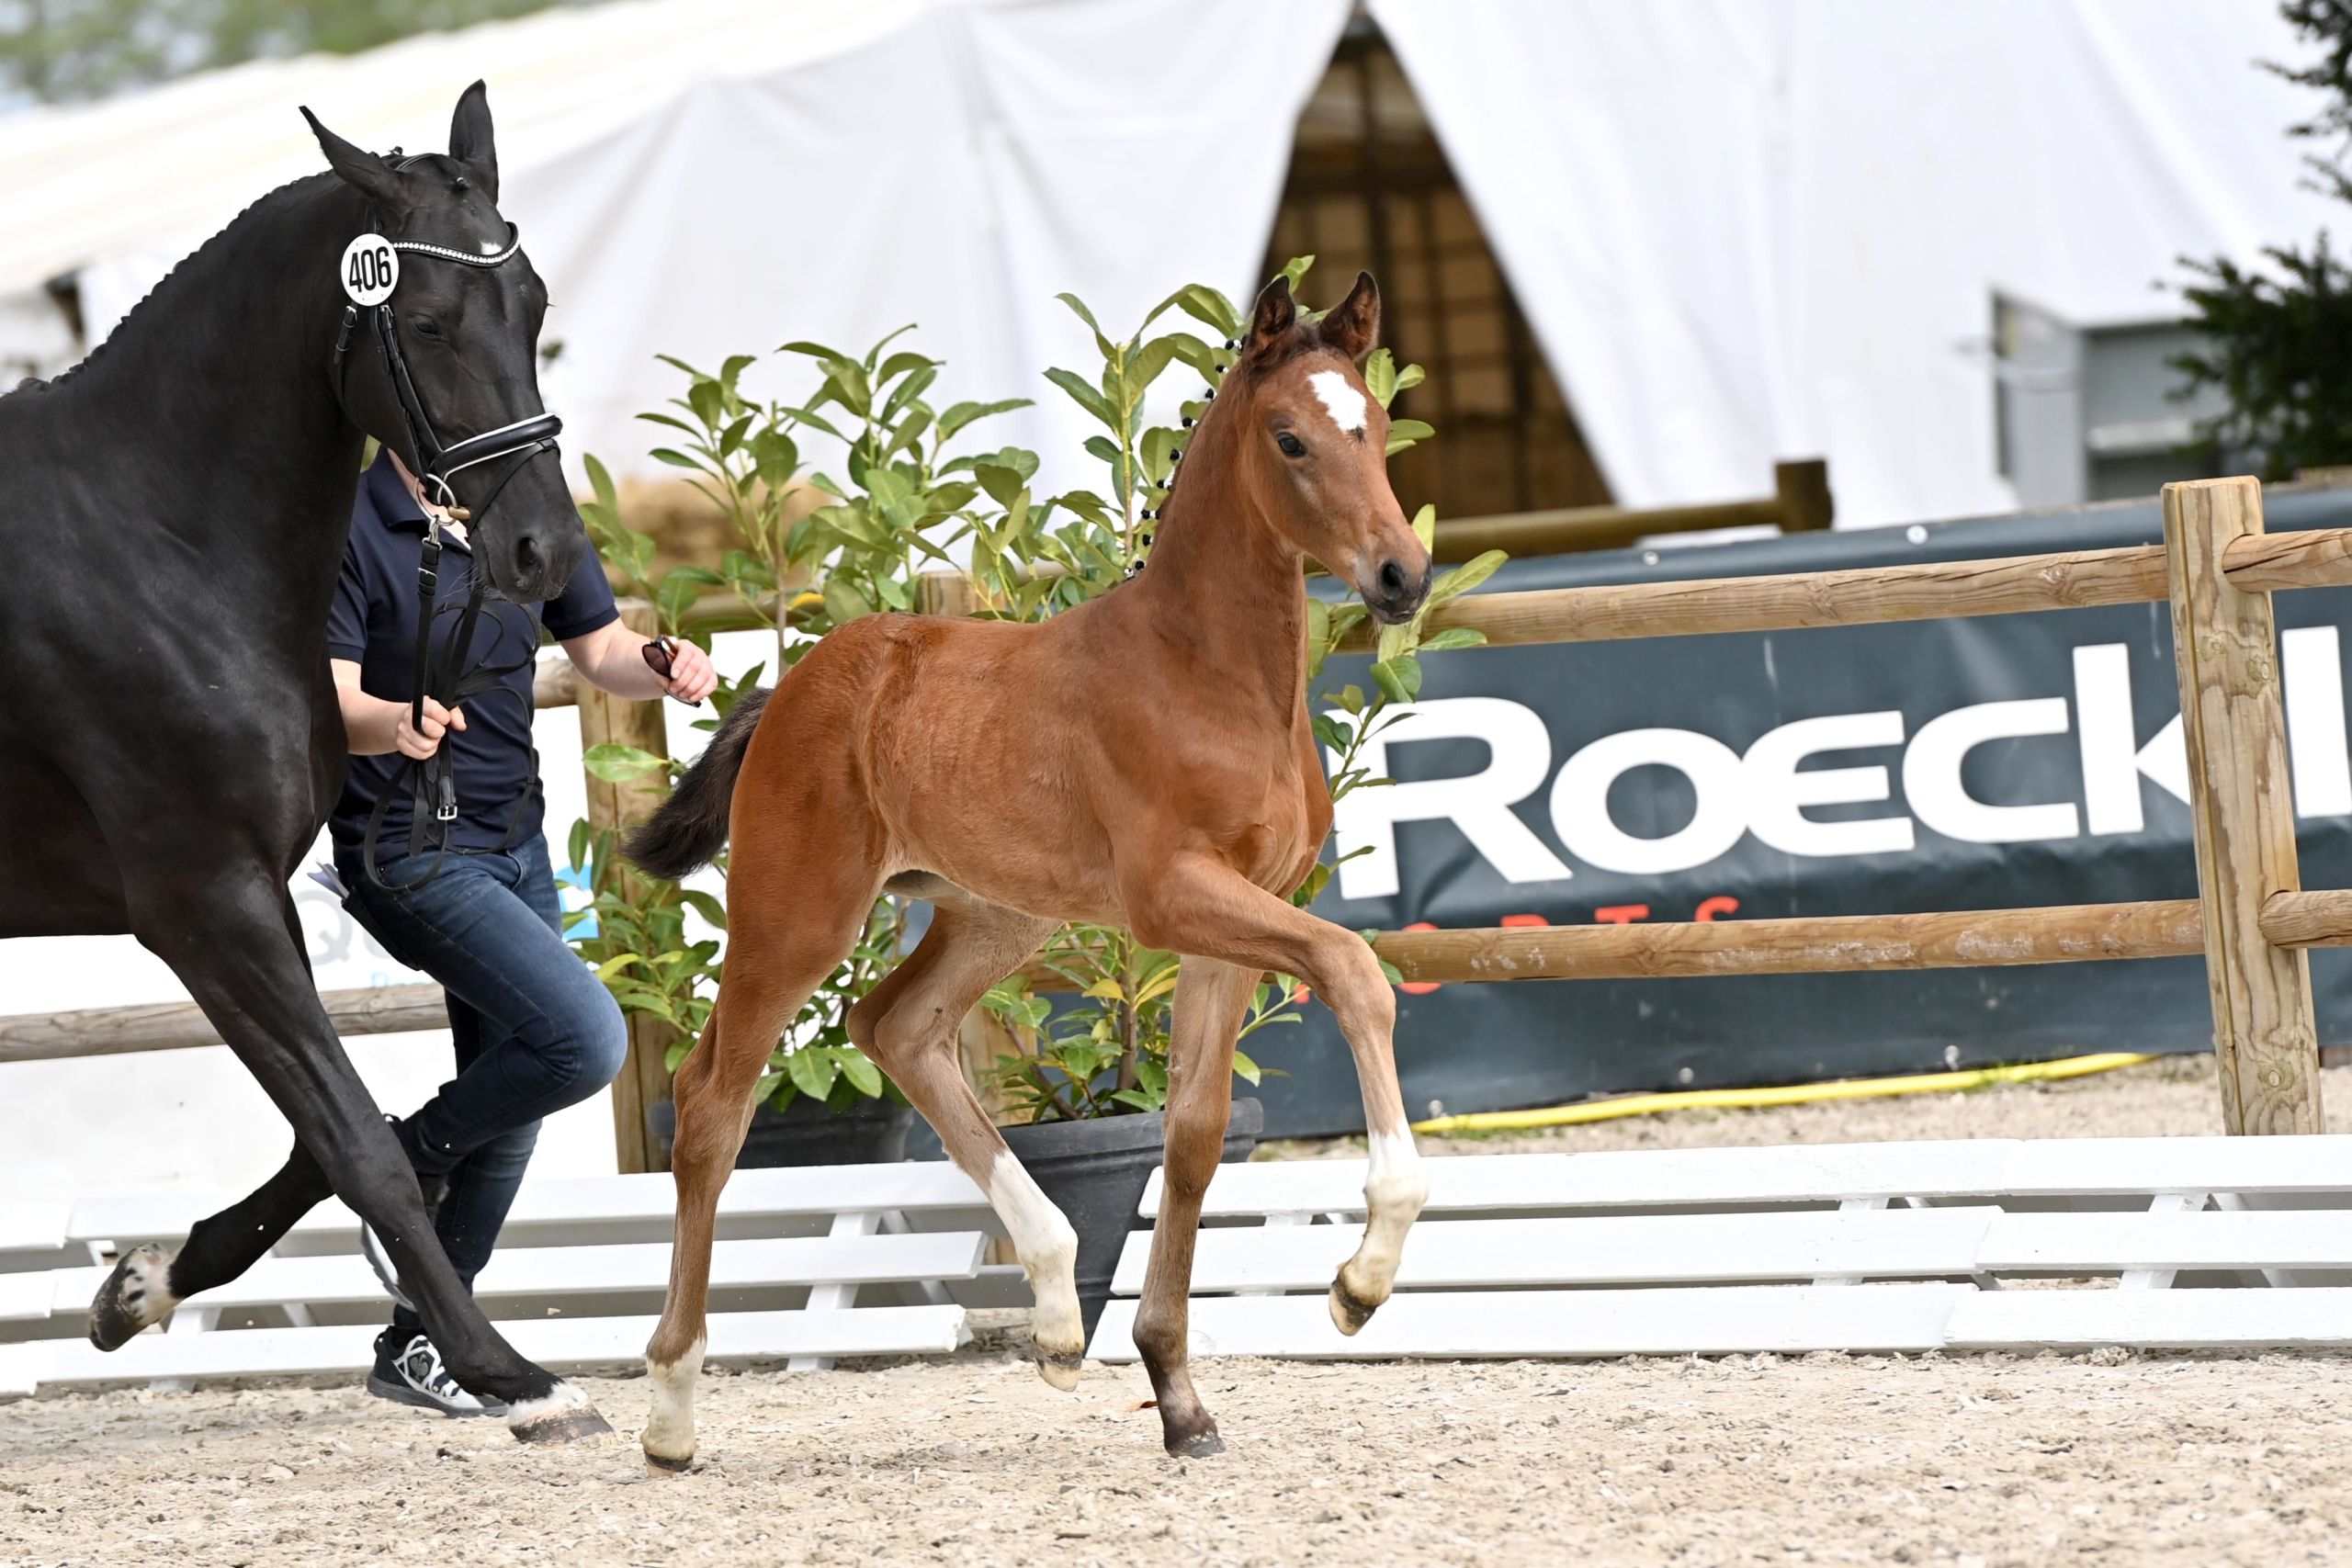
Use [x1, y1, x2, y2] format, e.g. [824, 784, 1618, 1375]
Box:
[331, 220, 562, 892]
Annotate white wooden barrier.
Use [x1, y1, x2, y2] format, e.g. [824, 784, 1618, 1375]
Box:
[0, 1161, 1002, 1397]
[1091, 1136, 2352, 1361]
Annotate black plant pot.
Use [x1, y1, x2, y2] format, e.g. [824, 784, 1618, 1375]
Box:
[649, 1092, 916, 1169]
[998, 1096, 1264, 1341]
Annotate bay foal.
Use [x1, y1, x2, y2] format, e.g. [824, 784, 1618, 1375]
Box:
[627, 274, 1432, 1464]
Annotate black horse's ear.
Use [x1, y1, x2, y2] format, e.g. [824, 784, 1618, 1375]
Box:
[1244, 275, 1298, 354]
[1320, 272, 1381, 362]
[447, 80, 498, 202]
[301, 106, 408, 215]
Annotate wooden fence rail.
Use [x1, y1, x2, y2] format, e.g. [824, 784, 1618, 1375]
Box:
[0, 475, 2338, 1142]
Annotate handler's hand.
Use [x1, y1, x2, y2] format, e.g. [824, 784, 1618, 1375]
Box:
[657, 638, 718, 705]
[395, 697, 466, 761]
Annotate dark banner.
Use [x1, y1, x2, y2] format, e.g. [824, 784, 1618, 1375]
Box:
[1252, 488, 2352, 1139]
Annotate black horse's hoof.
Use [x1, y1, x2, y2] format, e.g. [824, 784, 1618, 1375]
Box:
[643, 1450, 695, 1474]
[1329, 1278, 1382, 1337]
[88, 1244, 175, 1352]
[1166, 1427, 1227, 1459]
[509, 1393, 616, 1446]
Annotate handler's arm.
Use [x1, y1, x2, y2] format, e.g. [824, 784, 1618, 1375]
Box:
[560, 621, 718, 704]
[333, 658, 465, 759]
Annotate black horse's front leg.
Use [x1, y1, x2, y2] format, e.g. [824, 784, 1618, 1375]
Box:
[101, 865, 610, 1444]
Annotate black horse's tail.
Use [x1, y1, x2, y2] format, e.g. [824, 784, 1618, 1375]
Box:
[624, 687, 772, 880]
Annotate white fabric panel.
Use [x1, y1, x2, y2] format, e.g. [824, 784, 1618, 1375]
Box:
[1375, 0, 2340, 525]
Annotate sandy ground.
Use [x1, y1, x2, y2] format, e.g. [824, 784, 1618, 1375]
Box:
[7, 1055, 2352, 1567]
[6, 1349, 2351, 1566]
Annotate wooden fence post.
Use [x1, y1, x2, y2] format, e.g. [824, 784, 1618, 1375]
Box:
[2164, 478, 2323, 1134]
[578, 598, 679, 1173]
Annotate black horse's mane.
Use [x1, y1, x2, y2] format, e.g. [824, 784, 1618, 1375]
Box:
[13, 168, 346, 399]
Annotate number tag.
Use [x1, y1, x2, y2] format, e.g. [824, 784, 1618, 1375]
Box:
[339, 234, 399, 307]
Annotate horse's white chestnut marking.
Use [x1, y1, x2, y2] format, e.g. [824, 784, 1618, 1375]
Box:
[1307, 369, 1369, 435]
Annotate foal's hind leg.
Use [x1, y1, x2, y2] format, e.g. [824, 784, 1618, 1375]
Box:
[1129, 957, 1255, 1455]
[642, 868, 882, 1472]
[844, 897, 1080, 1383]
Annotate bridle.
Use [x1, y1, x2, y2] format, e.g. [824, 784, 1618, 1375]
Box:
[330, 216, 563, 892]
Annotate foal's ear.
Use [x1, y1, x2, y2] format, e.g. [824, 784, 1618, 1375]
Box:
[301, 107, 408, 216]
[1320, 272, 1381, 362]
[1245, 275, 1298, 353]
[447, 80, 499, 203]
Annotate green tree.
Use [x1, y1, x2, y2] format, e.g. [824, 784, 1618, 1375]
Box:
[1, 0, 591, 106]
[2176, 1, 2352, 477]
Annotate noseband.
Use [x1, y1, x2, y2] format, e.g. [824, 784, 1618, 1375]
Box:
[331, 220, 561, 892]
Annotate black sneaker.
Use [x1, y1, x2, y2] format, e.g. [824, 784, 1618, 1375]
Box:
[366, 1330, 503, 1418]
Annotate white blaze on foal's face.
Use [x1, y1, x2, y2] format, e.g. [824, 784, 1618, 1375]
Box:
[1307, 368, 1370, 437]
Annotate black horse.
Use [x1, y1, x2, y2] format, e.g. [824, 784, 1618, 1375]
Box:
[0, 84, 610, 1443]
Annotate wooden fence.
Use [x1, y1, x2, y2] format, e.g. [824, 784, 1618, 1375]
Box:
[0, 476, 2342, 1156]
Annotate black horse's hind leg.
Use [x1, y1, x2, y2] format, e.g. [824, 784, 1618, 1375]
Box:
[102, 866, 611, 1443]
[91, 1142, 334, 1350]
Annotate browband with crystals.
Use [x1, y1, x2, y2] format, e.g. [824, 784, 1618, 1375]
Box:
[392, 223, 524, 269]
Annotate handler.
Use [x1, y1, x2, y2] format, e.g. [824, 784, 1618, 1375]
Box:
[327, 447, 716, 1416]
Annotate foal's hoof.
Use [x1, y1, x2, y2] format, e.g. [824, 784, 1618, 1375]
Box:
[1165, 1426, 1226, 1459]
[1035, 1347, 1084, 1393]
[643, 1448, 695, 1474]
[508, 1384, 616, 1445]
[1329, 1277, 1382, 1337]
[88, 1244, 176, 1351]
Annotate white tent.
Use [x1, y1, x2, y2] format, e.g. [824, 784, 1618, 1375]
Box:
[1, 0, 1350, 495]
[0, 0, 2336, 523]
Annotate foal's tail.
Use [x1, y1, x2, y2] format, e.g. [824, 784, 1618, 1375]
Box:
[623, 687, 772, 880]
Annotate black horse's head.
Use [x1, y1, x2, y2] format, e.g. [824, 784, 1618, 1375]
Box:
[303, 83, 582, 603]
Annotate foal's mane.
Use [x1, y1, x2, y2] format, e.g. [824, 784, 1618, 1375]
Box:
[11, 169, 346, 399]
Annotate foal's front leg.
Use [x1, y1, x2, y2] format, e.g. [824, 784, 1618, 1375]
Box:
[1130, 855, 1428, 1334]
[1129, 957, 1255, 1455]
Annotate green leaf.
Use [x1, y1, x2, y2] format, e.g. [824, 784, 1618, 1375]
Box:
[649, 447, 705, 471]
[581, 743, 669, 782]
[785, 1047, 839, 1101]
[1044, 367, 1116, 430]
[1230, 1049, 1263, 1088]
[937, 398, 1034, 441]
[822, 578, 874, 626]
[584, 452, 620, 522]
[1363, 347, 1399, 408]
[1370, 654, 1422, 704]
[1276, 254, 1317, 290]
[675, 889, 729, 931]
[1385, 419, 1435, 456]
[840, 1052, 885, 1099]
[1409, 502, 1437, 554]
[1054, 291, 1115, 359]
[1417, 626, 1488, 653]
[1427, 548, 1507, 606]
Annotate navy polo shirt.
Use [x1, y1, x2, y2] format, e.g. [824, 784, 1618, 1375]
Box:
[327, 452, 616, 856]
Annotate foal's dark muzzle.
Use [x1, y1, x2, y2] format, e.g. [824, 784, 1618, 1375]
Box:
[1364, 554, 1433, 625]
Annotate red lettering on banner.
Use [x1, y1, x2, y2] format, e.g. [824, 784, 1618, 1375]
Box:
[1500, 913, 1551, 928]
[1695, 896, 1740, 922]
[1593, 905, 1651, 925]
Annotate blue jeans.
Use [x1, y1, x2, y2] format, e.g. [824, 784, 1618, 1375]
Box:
[335, 833, 628, 1335]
